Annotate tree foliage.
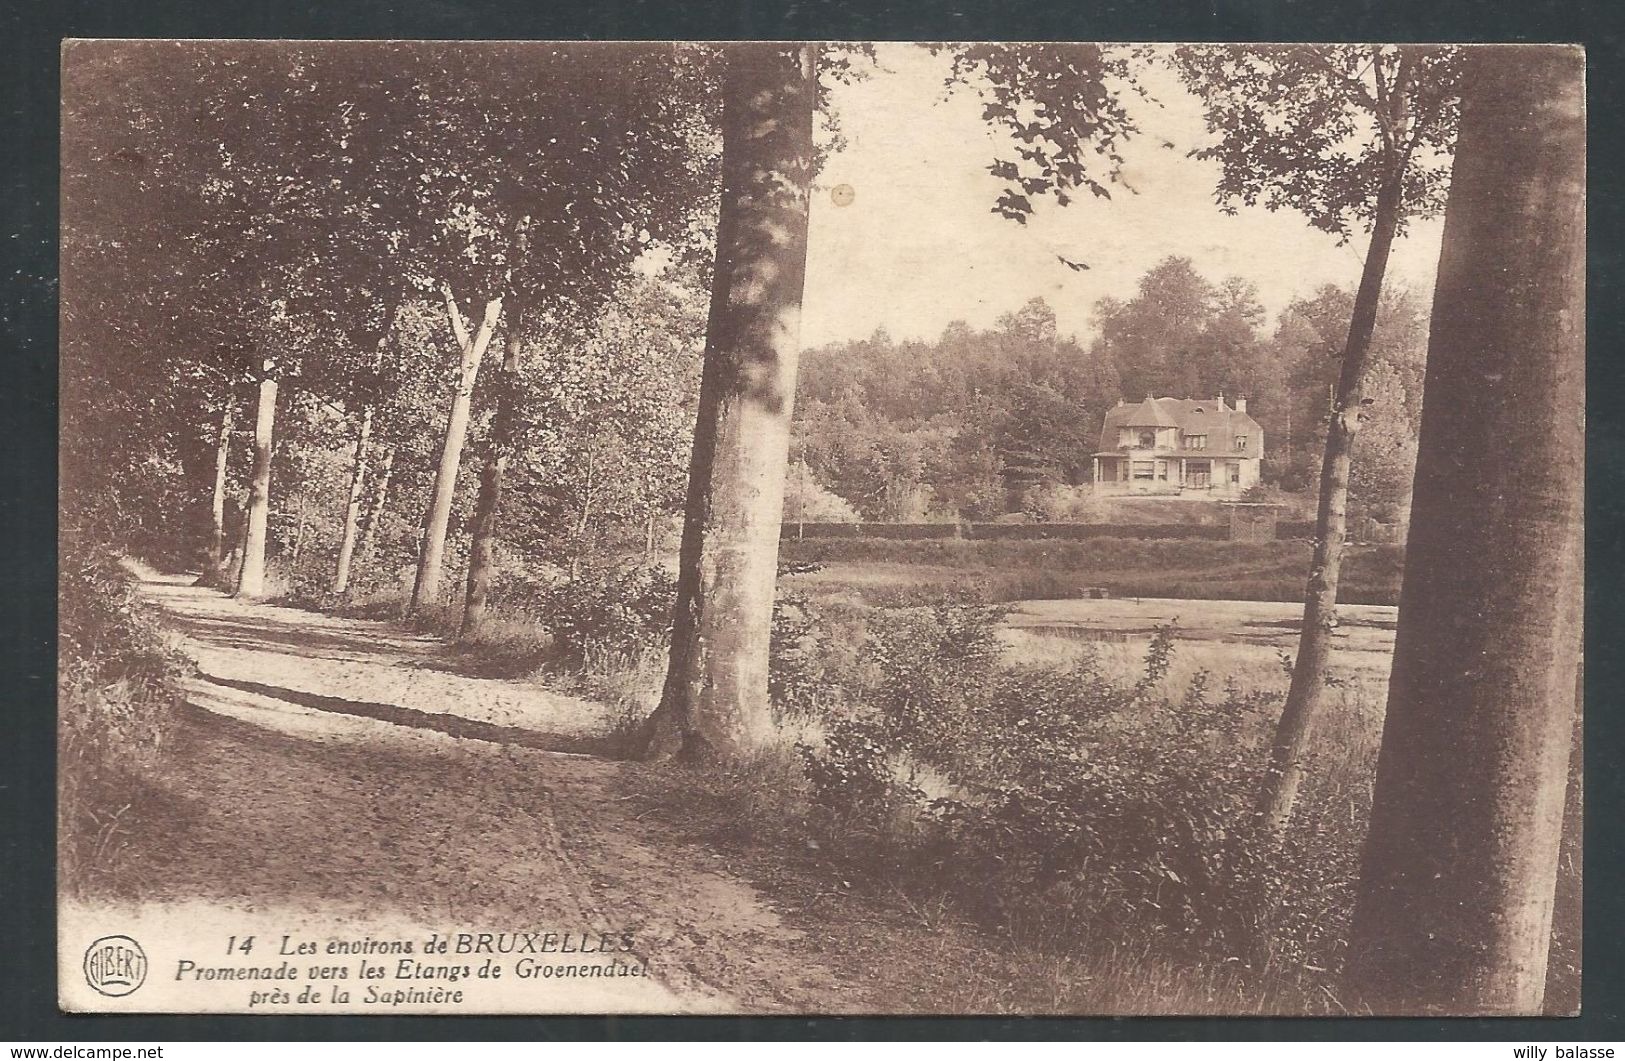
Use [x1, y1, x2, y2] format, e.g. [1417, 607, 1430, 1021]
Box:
[944, 44, 1144, 226]
[1173, 45, 1462, 241]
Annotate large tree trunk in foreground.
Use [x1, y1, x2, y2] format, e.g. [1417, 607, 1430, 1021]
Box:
[642, 43, 817, 762]
[461, 329, 523, 638]
[410, 292, 502, 612]
[331, 404, 373, 595]
[207, 396, 236, 572]
[235, 371, 278, 600]
[1257, 77, 1413, 835]
[1542, 696, 1583, 1015]
[1346, 44, 1584, 1016]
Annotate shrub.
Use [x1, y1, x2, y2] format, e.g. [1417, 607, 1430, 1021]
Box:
[769, 593, 868, 718]
[864, 591, 1006, 763]
[533, 563, 677, 666]
[927, 654, 1292, 963]
[797, 718, 921, 839]
[791, 595, 1359, 969]
[1030, 484, 1114, 523]
[783, 461, 862, 523]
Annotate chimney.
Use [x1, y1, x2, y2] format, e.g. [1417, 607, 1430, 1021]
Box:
[1235, 397, 1247, 413]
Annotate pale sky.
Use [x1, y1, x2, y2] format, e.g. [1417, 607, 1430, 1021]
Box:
[799, 44, 1446, 349]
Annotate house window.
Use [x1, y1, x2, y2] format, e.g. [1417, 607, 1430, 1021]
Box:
[1138, 430, 1156, 448]
[1236, 435, 1248, 451]
[1132, 461, 1155, 480]
[1185, 434, 1207, 450]
[1157, 461, 1168, 481]
[1230, 462, 1241, 484]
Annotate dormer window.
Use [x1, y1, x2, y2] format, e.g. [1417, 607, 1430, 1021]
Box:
[1236, 435, 1248, 451]
[1139, 430, 1156, 448]
[1185, 434, 1207, 450]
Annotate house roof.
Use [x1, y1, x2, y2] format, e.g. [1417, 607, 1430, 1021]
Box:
[1118, 400, 1180, 427]
[1100, 397, 1263, 455]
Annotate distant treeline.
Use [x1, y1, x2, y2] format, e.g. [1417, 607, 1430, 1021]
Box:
[790, 258, 1432, 524]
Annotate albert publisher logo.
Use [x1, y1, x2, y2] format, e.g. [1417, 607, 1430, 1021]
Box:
[84, 934, 148, 997]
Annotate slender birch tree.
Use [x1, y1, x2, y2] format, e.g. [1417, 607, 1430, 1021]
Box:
[410, 286, 505, 610]
[461, 308, 527, 636]
[1174, 45, 1463, 834]
[235, 357, 280, 599]
[206, 394, 238, 572]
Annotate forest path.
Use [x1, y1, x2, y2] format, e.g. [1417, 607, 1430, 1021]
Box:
[68, 571, 858, 1015]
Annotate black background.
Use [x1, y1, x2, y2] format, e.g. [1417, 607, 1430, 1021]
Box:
[4, 0, 1622, 1042]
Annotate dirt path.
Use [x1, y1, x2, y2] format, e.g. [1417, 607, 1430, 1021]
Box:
[63, 572, 858, 1015]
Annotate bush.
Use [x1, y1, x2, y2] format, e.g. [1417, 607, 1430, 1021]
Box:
[533, 563, 677, 666]
[58, 541, 185, 895]
[926, 653, 1292, 962]
[864, 590, 1006, 761]
[797, 718, 921, 840]
[769, 593, 871, 718]
[783, 462, 862, 523]
[1029, 484, 1114, 523]
[792, 597, 1354, 969]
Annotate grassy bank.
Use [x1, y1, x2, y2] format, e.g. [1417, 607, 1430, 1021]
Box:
[617, 617, 1388, 1014]
[58, 547, 186, 896]
[270, 552, 1580, 1015]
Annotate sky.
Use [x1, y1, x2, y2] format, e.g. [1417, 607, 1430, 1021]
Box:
[798, 44, 1447, 350]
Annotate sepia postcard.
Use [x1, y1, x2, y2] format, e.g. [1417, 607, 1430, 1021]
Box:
[58, 40, 1584, 1017]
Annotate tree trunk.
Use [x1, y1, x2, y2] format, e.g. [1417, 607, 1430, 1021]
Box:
[1542, 691, 1583, 1015]
[331, 404, 373, 595]
[207, 396, 236, 572]
[461, 329, 523, 638]
[571, 441, 596, 581]
[290, 498, 309, 565]
[459, 222, 533, 636]
[410, 292, 502, 612]
[357, 442, 394, 572]
[234, 371, 278, 599]
[1257, 142, 1409, 835]
[1345, 44, 1584, 1015]
[334, 326, 393, 595]
[642, 43, 817, 762]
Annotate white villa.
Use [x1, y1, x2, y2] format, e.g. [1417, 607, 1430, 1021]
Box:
[1092, 395, 1263, 497]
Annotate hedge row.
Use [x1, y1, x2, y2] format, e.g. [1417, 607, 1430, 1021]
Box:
[1275, 520, 1317, 540]
[781, 522, 962, 540]
[781, 522, 1230, 542]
